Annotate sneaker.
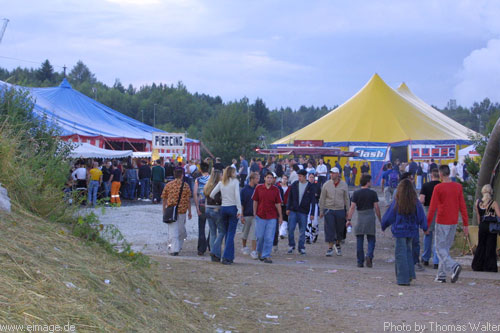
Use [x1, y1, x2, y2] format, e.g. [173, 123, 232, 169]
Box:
[365, 257, 373, 268]
[451, 264, 462, 283]
[433, 264, 439, 269]
[250, 251, 258, 260]
[144, 198, 151, 202]
[221, 258, 233, 265]
[415, 263, 425, 271]
[210, 254, 220, 262]
[263, 258, 273, 264]
[169, 252, 179, 256]
[335, 245, 342, 256]
[434, 277, 446, 283]
[422, 260, 429, 266]
[299, 249, 306, 255]
[273, 246, 279, 254]
[287, 247, 294, 254]
[326, 248, 334, 257]
[241, 247, 250, 255]
[357, 262, 364, 267]
[137, 198, 143, 201]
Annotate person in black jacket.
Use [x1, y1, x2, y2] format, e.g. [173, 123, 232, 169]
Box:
[138, 160, 152, 201]
[286, 169, 316, 255]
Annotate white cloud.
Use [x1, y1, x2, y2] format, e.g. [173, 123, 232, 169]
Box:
[454, 38, 500, 105]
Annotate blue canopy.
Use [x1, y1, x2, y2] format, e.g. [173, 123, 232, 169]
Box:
[0, 78, 198, 143]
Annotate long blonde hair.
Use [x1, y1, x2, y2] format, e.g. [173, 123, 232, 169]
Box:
[204, 169, 222, 197]
[222, 166, 236, 185]
[481, 184, 493, 204]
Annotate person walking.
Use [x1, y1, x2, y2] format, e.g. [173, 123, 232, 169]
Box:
[101, 160, 112, 201]
[360, 162, 370, 176]
[124, 162, 138, 200]
[316, 159, 328, 188]
[381, 163, 400, 206]
[138, 160, 152, 201]
[343, 162, 351, 186]
[471, 184, 500, 272]
[240, 173, 259, 259]
[239, 155, 249, 187]
[204, 169, 222, 262]
[286, 169, 316, 255]
[306, 172, 321, 244]
[109, 160, 122, 206]
[210, 166, 241, 265]
[252, 171, 283, 263]
[87, 161, 102, 207]
[151, 160, 165, 204]
[193, 162, 211, 256]
[346, 175, 381, 267]
[381, 179, 427, 285]
[419, 168, 441, 268]
[351, 164, 358, 186]
[162, 168, 192, 256]
[319, 167, 350, 257]
[450, 161, 458, 182]
[426, 165, 469, 283]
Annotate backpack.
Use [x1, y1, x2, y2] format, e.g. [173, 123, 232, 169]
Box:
[388, 170, 399, 188]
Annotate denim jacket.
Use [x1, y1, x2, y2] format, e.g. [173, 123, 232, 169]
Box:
[381, 200, 427, 238]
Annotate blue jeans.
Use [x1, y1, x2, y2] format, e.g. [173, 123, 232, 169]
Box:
[395, 237, 416, 284]
[287, 211, 307, 250]
[140, 178, 150, 199]
[412, 234, 420, 264]
[205, 207, 220, 252]
[356, 234, 376, 265]
[345, 176, 350, 186]
[422, 231, 439, 264]
[125, 179, 137, 199]
[255, 217, 277, 259]
[213, 206, 238, 261]
[103, 181, 111, 199]
[87, 180, 99, 205]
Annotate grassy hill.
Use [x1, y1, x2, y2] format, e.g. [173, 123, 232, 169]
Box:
[0, 207, 207, 331]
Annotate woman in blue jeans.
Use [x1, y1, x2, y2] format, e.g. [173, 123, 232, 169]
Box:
[203, 169, 222, 258]
[381, 179, 427, 285]
[210, 167, 242, 265]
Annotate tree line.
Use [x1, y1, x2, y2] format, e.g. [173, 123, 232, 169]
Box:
[1, 59, 499, 161]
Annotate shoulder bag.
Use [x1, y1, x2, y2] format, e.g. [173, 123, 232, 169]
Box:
[163, 181, 185, 224]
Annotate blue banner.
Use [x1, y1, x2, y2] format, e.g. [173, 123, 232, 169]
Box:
[351, 147, 388, 161]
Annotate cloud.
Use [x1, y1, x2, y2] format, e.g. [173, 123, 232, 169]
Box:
[454, 38, 500, 105]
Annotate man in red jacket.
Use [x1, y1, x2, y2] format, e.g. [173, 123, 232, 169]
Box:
[426, 165, 469, 283]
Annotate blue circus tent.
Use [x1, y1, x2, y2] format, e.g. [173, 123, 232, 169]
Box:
[0, 78, 200, 158]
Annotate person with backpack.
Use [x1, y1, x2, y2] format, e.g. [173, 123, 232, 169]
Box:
[193, 162, 211, 256]
[381, 162, 399, 206]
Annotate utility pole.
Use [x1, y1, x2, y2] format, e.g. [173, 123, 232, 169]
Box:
[0, 19, 9, 44]
[281, 109, 284, 138]
[154, 103, 157, 128]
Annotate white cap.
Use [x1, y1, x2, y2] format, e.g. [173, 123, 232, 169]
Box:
[330, 167, 340, 173]
[272, 172, 277, 178]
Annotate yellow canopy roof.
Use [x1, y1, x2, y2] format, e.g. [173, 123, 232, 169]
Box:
[274, 74, 473, 145]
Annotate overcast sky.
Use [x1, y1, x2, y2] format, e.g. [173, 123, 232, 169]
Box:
[1, 0, 500, 109]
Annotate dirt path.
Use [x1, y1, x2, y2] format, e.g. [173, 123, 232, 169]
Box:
[151, 227, 500, 332]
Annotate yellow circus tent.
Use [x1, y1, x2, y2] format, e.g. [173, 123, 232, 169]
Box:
[273, 73, 475, 185]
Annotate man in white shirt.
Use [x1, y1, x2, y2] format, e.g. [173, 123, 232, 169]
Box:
[450, 161, 458, 182]
[72, 162, 87, 189]
[316, 159, 328, 188]
[422, 161, 429, 183]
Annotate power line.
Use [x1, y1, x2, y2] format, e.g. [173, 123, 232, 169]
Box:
[0, 55, 66, 69]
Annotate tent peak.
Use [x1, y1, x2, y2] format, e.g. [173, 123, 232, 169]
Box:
[59, 78, 72, 89]
[397, 82, 411, 93]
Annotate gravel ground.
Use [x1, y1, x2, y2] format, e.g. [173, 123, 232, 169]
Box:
[80, 196, 500, 332]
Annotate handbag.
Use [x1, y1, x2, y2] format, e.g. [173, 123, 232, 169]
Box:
[488, 216, 500, 233]
[163, 181, 185, 224]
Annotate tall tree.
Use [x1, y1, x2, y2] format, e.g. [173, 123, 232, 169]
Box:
[37, 59, 54, 83]
[68, 60, 96, 85]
